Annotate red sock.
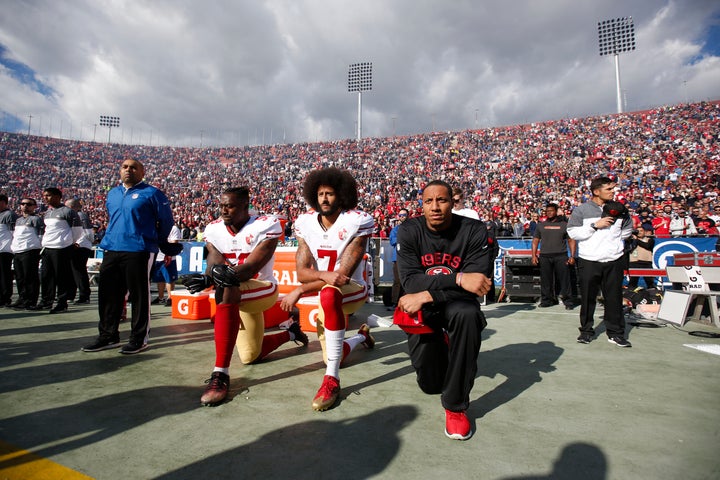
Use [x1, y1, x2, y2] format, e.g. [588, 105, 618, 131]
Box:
[214, 304, 241, 368]
[258, 331, 290, 361]
[320, 287, 344, 330]
[341, 342, 351, 364]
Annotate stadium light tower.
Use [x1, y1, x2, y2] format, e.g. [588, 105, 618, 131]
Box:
[598, 16, 636, 114]
[99, 115, 120, 143]
[348, 62, 372, 141]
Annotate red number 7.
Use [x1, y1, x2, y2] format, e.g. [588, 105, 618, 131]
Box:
[317, 249, 338, 271]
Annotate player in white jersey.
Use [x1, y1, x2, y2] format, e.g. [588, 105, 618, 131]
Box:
[281, 167, 375, 411]
[181, 187, 308, 406]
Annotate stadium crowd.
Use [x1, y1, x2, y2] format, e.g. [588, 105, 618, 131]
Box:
[1, 101, 719, 239]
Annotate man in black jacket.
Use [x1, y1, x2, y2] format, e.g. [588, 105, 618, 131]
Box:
[396, 180, 492, 441]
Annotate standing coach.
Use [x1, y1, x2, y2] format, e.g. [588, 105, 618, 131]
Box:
[82, 159, 174, 354]
[567, 176, 633, 348]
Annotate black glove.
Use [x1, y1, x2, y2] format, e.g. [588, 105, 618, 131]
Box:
[178, 274, 212, 293]
[210, 264, 240, 288]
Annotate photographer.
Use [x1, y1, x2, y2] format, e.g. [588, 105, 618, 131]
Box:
[627, 226, 656, 289]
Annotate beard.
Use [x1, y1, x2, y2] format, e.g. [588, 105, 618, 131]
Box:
[319, 203, 340, 217]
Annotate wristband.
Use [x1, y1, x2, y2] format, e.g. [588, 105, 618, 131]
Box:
[456, 272, 463, 287]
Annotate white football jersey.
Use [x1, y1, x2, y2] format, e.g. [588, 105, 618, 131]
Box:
[204, 215, 283, 283]
[294, 209, 374, 285]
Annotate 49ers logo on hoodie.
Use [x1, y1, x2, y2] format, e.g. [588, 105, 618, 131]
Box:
[426, 266, 453, 275]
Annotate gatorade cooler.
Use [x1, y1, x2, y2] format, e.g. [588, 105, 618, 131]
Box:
[273, 247, 301, 295]
[170, 289, 211, 320]
[296, 296, 348, 333]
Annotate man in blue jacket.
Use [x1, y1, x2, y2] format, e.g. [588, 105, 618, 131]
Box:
[82, 159, 174, 354]
[388, 208, 409, 310]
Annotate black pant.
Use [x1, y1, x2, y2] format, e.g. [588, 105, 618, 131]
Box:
[13, 250, 40, 306]
[40, 246, 74, 307]
[0, 252, 13, 303]
[97, 250, 154, 345]
[68, 247, 92, 301]
[577, 257, 626, 337]
[391, 261, 404, 305]
[407, 299, 486, 412]
[539, 254, 572, 305]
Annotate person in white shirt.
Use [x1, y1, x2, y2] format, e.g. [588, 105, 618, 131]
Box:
[181, 187, 309, 406]
[65, 198, 95, 304]
[36, 188, 83, 314]
[669, 208, 697, 236]
[280, 167, 376, 411]
[709, 204, 720, 225]
[0, 194, 19, 306]
[10, 198, 43, 309]
[151, 224, 183, 306]
[452, 188, 480, 220]
[567, 177, 633, 348]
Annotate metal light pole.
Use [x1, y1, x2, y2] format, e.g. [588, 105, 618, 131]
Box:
[99, 115, 120, 143]
[598, 16, 636, 114]
[348, 62, 372, 141]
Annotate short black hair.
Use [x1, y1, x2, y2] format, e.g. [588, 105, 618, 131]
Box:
[223, 187, 250, 203]
[546, 203, 559, 210]
[0, 194, 8, 203]
[424, 180, 453, 199]
[590, 177, 614, 194]
[43, 187, 62, 197]
[302, 167, 358, 211]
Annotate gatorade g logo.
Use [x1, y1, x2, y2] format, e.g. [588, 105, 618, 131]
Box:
[309, 307, 320, 327]
[178, 298, 190, 315]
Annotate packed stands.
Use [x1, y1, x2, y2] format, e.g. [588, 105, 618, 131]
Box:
[1, 101, 718, 238]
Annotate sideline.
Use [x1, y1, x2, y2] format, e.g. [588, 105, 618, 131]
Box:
[0, 440, 93, 480]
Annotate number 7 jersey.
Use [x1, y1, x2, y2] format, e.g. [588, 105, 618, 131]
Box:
[294, 209, 375, 285]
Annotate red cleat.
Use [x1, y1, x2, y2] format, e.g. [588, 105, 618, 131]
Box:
[312, 375, 340, 411]
[445, 409, 472, 440]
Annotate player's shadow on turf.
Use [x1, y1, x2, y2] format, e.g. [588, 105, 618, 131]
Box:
[156, 405, 419, 479]
[471, 339, 563, 419]
[0, 386, 200, 468]
[499, 442, 607, 480]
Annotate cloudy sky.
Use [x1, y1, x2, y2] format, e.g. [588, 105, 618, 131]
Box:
[1, 0, 719, 147]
